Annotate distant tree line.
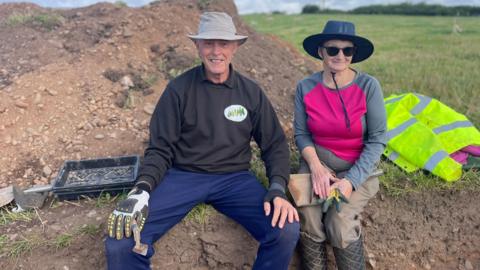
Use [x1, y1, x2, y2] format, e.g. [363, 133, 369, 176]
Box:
[301, 3, 480, 16]
[301, 5, 345, 14]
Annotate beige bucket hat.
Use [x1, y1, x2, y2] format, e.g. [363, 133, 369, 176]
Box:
[188, 12, 248, 45]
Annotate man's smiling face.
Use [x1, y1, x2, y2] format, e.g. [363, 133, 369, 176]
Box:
[195, 39, 238, 83]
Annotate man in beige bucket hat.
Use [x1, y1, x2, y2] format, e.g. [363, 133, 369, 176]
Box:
[105, 12, 300, 270]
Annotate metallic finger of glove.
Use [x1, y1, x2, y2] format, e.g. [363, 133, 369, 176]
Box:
[107, 213, 117, 238]
[115, 213, 125, 240]
[139, 205, 149, 231]
[124, 215, 132, 238]
[134, 212, 145, 232]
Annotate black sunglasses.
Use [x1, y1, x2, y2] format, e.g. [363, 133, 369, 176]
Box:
[321, 46, 356, 57]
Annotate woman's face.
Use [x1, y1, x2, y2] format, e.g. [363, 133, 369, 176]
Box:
[318, 39, 354, 73]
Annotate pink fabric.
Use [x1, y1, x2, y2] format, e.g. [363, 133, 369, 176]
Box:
[304, 82, 367, 163]
[450, 151, 469, 164]
[462, 145, 480, 156]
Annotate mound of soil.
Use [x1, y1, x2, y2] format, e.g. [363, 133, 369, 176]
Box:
[0, 0, 478, 269]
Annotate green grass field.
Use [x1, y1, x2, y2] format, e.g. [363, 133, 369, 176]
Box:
[243, 14, 480, 193]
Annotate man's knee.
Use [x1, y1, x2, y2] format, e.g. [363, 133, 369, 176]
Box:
[105, 237, 134, 257]
[272, 222, 300, 247]
[285, 221, 301, 240]
[105, 237, 152, 269]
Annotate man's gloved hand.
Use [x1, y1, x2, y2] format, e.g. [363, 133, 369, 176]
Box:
[107, 188, 149, 240]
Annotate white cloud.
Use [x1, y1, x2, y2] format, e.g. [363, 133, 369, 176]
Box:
[235, 0, 318, 14]
[276, 3, 303, 14]
[0, 0, 478, 13]
[235, 0, 304, 14]
[233, 0, 480, 13]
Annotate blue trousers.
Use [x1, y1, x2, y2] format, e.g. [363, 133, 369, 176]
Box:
[105, 169, 300, 270]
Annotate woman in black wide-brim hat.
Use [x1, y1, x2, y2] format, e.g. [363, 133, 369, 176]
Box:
[293, 20, 387, 269]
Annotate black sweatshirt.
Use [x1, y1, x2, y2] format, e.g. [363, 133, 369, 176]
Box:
[135, 65, 290, 194]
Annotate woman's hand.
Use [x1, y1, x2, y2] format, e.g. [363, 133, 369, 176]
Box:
[300, 146, 334, 199]
[310, 162, 334, 199]
[330, 178, 353, 199]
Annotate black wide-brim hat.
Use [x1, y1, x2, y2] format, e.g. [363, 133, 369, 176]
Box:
[303, 20, 374, 63]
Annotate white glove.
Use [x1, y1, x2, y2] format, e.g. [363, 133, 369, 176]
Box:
[107, 188, 149, 240]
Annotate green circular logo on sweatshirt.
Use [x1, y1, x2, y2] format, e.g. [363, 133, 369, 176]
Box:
[224, 105, 248, 122]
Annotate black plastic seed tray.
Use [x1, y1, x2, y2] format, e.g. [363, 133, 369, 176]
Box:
[53, 187, 132, 200]
[53, 155, 139, 200]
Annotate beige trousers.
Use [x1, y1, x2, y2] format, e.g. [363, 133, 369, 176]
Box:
[298, 176, 379, 249]
[297, 144, 379, 248]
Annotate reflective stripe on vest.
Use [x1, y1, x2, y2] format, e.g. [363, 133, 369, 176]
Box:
[410, 94, 431, 115]
[387, 118, 417, 140]
[388, 151, 399, 161]
[384, 146, 418, 172]
[384, 95, 405, 105]
[424, 150, 449, 172]
[433, 120, 473, 134]
[386, 117, 459, 178]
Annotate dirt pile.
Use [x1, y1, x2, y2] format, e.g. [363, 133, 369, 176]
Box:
[0, 0, 317, 190]
[0, 0, 478, 269]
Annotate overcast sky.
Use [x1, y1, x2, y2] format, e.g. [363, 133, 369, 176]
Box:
[0, 0, 479, 13]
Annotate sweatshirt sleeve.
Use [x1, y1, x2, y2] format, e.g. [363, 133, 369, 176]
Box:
[252, 88, 290, 193]
[345, 77, 387, 189]
[294, 81, 315, 152]
[135, 85, 181, 192]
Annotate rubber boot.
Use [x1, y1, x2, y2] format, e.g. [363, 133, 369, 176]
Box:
[333, 238, 366, 270]
[299, 234, 327, 270]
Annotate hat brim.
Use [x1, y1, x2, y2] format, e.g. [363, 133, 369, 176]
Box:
[303, 34, 374, 63]
[188, 33, 248, 45]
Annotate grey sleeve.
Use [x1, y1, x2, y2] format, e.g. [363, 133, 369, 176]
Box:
[345, 77, 387, 189]
[294, 82, 315, 151]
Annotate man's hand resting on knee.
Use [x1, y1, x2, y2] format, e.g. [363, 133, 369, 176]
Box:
[264, 197, 299, 229]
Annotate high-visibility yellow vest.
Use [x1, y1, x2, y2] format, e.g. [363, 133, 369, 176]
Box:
[383, 93, 480, 181]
